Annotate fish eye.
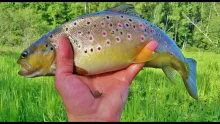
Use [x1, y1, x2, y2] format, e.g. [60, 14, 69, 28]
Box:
[21, 51, 28, 58]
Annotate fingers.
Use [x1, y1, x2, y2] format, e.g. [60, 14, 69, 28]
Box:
[146, 40, 158, 51]
[54, 36, 95, 100]
[124, 63, 145, 84]
[56, 35, 74, 80]
[124, 40, 158, 83]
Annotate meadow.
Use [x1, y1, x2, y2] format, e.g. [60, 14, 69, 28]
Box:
[0, 46, 220, 122]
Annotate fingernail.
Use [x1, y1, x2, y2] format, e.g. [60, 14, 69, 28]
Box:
[59, 35, 68, 41]
[146, 40, 158, 51]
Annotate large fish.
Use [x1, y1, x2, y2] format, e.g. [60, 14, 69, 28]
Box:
[17, 4, 198, 100]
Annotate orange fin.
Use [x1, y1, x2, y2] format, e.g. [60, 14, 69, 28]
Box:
[133, 47, 158, 63]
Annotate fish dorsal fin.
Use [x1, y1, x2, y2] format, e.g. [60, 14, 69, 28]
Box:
[105, 4, 139, 17]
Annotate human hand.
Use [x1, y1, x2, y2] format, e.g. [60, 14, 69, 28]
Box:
[55, 35, 158, 122]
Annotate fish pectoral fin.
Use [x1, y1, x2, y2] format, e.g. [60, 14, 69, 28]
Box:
[132, 47, 159, 63]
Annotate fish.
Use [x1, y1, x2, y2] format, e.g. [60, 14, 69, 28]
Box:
[17, 4, 198, 100]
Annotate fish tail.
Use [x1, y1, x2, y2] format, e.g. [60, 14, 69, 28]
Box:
[144, 53, 198, 100]
[183, 58, 198, 100]
[166, 57, 198, 100]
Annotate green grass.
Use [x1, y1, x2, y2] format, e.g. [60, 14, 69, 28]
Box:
[0, 46, 220, 122]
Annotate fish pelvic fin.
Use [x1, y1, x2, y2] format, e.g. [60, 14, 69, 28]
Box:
[132, 41, 159, 63]
[132, 47, 159, 63]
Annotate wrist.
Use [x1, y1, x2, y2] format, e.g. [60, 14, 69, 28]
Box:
[67, 113, 121, 122]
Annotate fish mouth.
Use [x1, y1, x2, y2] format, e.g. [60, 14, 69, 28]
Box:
[17, 60, 36, 77]
[18, 68, 31, 76]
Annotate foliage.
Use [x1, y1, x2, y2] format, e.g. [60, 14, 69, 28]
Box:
[0, 2, 219, 52]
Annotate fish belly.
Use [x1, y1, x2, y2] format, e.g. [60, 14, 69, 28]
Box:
[73, 42, 147, 75]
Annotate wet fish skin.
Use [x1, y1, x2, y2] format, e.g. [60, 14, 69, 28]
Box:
[36, 10, 153, 75]
[17, 4, 198, 100]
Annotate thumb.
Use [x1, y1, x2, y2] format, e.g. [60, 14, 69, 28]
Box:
[125, 40, 158, 83]
[56, 35, 74, 80]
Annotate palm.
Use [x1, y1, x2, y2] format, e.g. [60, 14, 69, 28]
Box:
[55, 36, 157, 121]
[56, 63, 144, 121]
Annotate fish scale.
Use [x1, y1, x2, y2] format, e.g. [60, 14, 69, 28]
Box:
[57, 11, 152, 75]
[17, 4, 198, 100]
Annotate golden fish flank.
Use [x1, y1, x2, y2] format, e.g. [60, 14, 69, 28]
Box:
[54, 12, 152, 75]
[17, 4, 198, 100]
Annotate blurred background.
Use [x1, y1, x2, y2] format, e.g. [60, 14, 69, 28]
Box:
[0, 2, 220, 122]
